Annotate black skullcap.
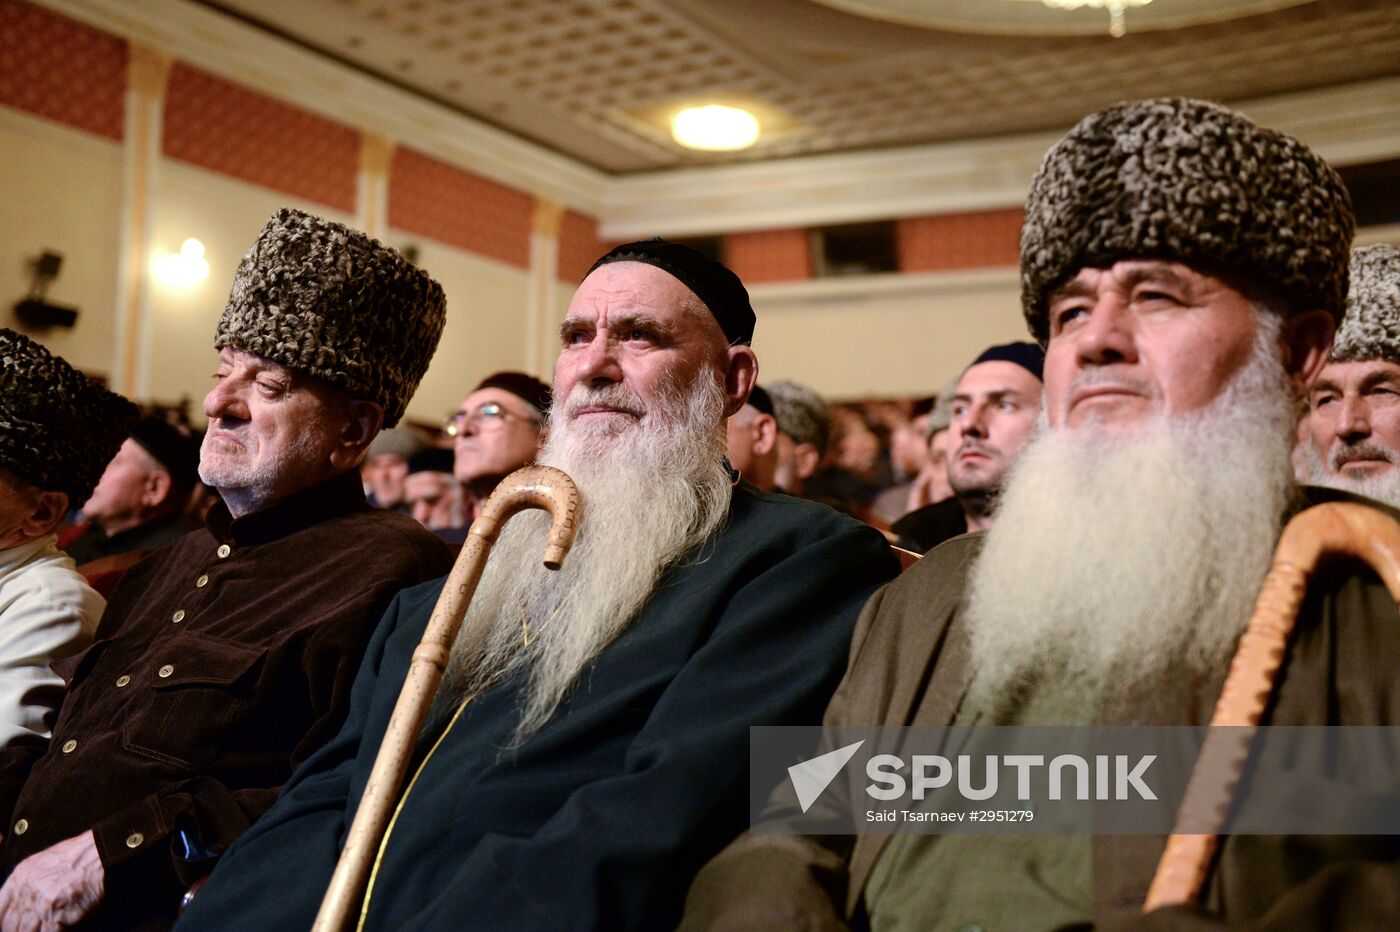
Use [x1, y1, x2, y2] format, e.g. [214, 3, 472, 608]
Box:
[968, 342, 1045, 382]
[474, 371, 551, 416]
[0, 328, 139, 504]
[747, 384, 773, 417]
[587, 239, 756, 345]
[130, 416, 200, 491]
[407, 448, 456, 475]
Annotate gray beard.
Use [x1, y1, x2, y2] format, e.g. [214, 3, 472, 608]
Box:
[436, 369, 733, 743]
[1297, 434, 1400, 511]
[964, 320, 1297, 722]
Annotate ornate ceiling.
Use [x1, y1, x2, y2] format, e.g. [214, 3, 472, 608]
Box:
[199, 0, 1400, 173]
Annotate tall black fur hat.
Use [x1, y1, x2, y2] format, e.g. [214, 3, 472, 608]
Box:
[0, 329, 139, 504]
[1020, 97, 1354, 344]
[1332, 245, 1400, 363]
[215, 209, 446, 426]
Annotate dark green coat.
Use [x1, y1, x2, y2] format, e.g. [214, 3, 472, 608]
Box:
[682, 488, 1400, 930]
[178, 484, 898, 931]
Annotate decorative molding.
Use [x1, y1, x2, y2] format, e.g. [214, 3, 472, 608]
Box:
[35, 0, 609, 215]
[602, 76, 1400, 239]
[532, 199, 565, 239]
[29, 1, 1400, 246]
[356, 133, 395, 238]
[748, 265, 1018, 304]
[113, 41, 171, 398]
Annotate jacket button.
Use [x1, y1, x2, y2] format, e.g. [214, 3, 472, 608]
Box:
[172, 610, 185, 624]
[61, 739, 77, 753]
[12, 819, 27, 835]
[115, 675, 130, 687]
[158, 664, 174, 678]
[195, 574, 209, 588]
[126, 832, 143, 848]
[217, 544, 231, 558]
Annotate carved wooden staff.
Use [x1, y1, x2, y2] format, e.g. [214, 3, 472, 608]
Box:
[1145, 502, 1400, 911]
[312, 464, 580, 932]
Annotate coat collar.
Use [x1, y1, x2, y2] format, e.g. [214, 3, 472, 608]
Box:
[206, 469, 368, 546]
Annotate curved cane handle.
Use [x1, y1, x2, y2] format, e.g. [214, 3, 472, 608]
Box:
[1145, 503, 1400, 911]
[313, 465, 580, 932]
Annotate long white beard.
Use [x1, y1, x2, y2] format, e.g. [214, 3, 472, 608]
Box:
[438, 368, 733, 743]
[964, 320, 1297, 720]
[1297, 433, 1400, 511]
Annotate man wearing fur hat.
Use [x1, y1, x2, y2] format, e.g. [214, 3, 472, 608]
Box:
[0, 330, 135, 756]
[682, 98, 1400, 929]
[1302, 245, 1400, 509]
[179, 240, 899, 931]
[0, 210, 453, 929]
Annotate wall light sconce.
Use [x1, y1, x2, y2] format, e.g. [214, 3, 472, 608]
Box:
[152, 238, 210, 289]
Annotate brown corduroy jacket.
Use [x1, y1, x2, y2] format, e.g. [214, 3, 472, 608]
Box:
[0, 470, 452, 928]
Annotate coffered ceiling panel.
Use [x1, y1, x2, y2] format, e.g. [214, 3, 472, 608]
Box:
[199, 0, 1400, 173]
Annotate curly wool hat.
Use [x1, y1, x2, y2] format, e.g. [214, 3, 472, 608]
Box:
[1020, 97, 1355, 344]
[215, 209, 447, 427]
[1331, 245, 1400, 363]
[0, 329, 139, 504]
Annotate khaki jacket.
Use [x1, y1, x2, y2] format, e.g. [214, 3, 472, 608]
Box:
[684, 490, 1400, 930]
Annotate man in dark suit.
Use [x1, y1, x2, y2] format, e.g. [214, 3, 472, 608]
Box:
[180, 241, 899, 930]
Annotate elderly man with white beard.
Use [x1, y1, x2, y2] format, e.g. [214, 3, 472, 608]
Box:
[0, 210, 453, 930]
[1301, 245, 1400, 509]
[178, 240, 899, 931]
[681, 98, 1400, 930]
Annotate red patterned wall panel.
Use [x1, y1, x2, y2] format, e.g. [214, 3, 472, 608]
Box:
[724, 228, 812, 284]
[388, 147, 532, 269]
[162, 64, 357, 212]
[557, 210, 602, 284]
[0, 0, 124, 140]
[896, 209, 1023, 272]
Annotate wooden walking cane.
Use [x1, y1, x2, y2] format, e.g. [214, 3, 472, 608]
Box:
[312, 464, 580, 932]
[1144, 502, 1400, 911]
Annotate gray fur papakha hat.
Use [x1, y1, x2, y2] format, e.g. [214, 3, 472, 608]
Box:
[1020, 97, 1355, 344]
[1332, 245, 1400, 363]
[0, 329, 139, 505]
[215, 209, 446, 427]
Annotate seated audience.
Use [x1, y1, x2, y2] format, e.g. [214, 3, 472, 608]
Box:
[449, 371, 550, 520]
[725, 384, 779, 491]
[768, 379, 831, 498]
[684, 97, 1377, 929]
[178, 240, 899, 931]
[1299, 244, 1400, 507]
[0, 330, 134, 757]
[904, 382, 956, 512]
[0, 209, 453, 928]
[870, 397, 934, 524]
[403, 448, 468, 541]
[66, 417, 201, 583]
[891, 342, 1043, 551]
[360, 427, 425, 512]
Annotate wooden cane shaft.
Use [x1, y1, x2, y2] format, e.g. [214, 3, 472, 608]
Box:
[1146, 503, 1400, 911]
[313, 466, 579, 932]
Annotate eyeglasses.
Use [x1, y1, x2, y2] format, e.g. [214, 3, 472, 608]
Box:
[444, 402, 541, 437]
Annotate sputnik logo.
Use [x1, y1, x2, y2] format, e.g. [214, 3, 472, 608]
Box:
[787, 740, 865, 813]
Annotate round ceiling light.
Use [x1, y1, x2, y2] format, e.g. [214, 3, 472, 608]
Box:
[671, 105, 760, 152]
